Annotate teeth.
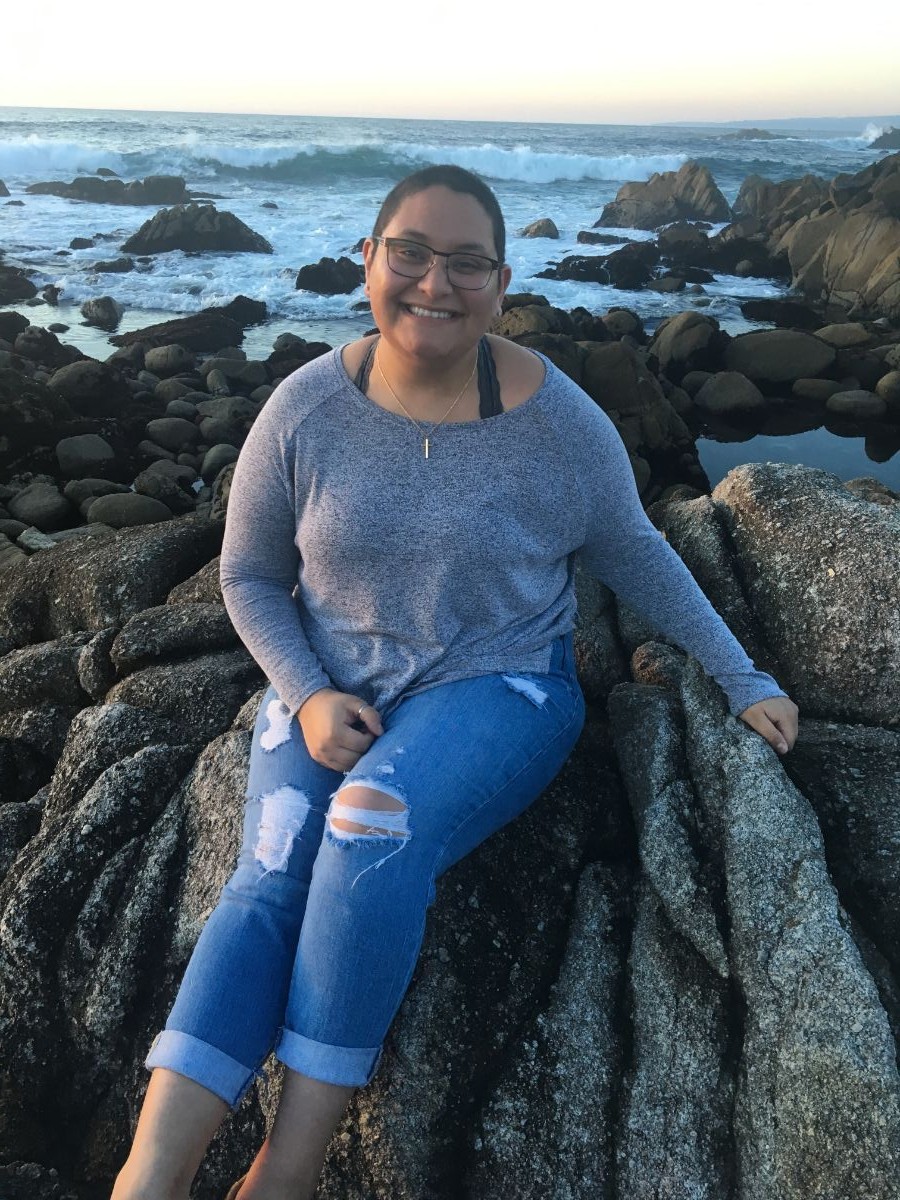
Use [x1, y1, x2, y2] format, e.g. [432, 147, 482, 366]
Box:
[407, 305, 455, 319]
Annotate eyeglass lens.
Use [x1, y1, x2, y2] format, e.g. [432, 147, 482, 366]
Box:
[386, 239, 493, 290]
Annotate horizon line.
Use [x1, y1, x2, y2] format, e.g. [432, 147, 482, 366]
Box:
[1, 102, 898, 129]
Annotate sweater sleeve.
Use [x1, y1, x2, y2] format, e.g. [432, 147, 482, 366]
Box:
[219, 382, 333, 716]
[556, 378, 788, 716]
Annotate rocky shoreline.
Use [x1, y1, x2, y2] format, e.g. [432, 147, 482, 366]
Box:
[1, 151, 899, 1198]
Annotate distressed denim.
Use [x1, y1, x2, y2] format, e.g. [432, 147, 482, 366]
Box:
[145, 632, 585, 1107]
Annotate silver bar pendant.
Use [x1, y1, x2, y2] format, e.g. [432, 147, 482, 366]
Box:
[424, 437, 430, 459]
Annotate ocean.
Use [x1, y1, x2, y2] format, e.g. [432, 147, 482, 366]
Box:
[1, 106, 898, 486]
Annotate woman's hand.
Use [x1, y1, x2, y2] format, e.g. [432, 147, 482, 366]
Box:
[298, 688, 384, 772]
[737, 695, 799, 755]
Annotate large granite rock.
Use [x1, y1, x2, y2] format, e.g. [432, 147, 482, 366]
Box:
[24, 175, 189, 206]
[595, 162, 732, 230]
[0, 464, 897, 1198]
[121, 203, 273, 255]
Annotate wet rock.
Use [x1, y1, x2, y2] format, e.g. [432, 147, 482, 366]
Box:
[25, 174, 189, 205]
[121, 203, 272, 255]
[110, 311, 244, 353]
[295, 256, 364, 294]
[0, 266, 38, 304]
[132, 467, 197, 516]
[79, 296, 123, 333]
[90, 257, 134, 274]
[519, 217, 559, 238]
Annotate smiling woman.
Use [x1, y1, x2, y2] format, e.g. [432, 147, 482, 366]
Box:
[111, 165, 798, 1200]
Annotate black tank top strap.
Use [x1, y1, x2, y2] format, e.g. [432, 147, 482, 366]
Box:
[353, 334, 502, 416]
[353, 337, 379, 393]
[477, 337, 503, 417]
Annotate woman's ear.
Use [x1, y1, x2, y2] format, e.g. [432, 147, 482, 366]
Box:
[362, 237, 376, 295]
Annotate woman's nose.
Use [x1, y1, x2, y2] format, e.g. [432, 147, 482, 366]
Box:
[416, 257, 454, 296]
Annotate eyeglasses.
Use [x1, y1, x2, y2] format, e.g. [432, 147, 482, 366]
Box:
[373, 236, 500, 291]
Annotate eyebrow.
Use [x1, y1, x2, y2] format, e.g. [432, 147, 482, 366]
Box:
[394, 229, 493, 255]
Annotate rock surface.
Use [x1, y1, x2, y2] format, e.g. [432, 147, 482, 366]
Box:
[121, 203, 273, 255]
[0, 461, 896, 1198]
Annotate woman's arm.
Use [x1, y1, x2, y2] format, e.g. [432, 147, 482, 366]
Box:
[559, 378, 798, 751]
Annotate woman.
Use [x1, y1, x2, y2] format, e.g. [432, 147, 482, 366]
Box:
[112, 165, 798, 1200]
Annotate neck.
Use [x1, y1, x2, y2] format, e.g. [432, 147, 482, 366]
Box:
[374, 341, 480, 418]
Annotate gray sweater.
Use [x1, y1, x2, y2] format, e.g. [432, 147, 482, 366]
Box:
[220, 347, 786, 718]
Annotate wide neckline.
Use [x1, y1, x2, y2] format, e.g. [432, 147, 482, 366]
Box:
[333, 344, 550, 431]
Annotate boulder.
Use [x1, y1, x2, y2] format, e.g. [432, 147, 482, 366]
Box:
[295, 256, 365, 294]
[14, 327, 82, 370]
[80, 297, 123, 331]
[54, 434, 116, 478]
[0, 267, 38, 304]
[519, 218, 559, 238]
[47, 359, 130, 417]
[25, 174, 189, 206]
[0, 636, 89, 713]
[825, 389, 887, 418]
[109, 603, 239, 672]
[144, 344, 196, 377]
[85, 494, 173, 528]
[145, 417, 200, 453]
[90, 258, 134, 274]
[8, 482, 75, 532]
[121, 204, 273, 255]
[110, 311, 244, 352]
[0, 514, 222, 648]
[0, 370, 78, 470]
[647, 311, 723, 380]
[595, 162, 731, 230]
[871, 127, 900, 150]
[723, 329, 836, 387]
[712, 463, 899, 722]
[694, 371, 767, 414]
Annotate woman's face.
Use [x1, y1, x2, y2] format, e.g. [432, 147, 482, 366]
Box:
[363, 185, 511, 367]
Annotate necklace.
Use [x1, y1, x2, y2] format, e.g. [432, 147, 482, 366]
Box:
[375, 349, 478, 459]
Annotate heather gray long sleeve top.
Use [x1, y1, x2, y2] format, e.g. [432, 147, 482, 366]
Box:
[220, 347, 787, 718]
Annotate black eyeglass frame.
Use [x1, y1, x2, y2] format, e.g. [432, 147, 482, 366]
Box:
[371, 236, 501, 291]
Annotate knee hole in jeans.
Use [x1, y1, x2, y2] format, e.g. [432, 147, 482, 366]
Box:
[328, 783, 409, 840]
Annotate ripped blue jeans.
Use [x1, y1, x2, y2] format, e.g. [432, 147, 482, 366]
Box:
[145, 633, 584, 1106]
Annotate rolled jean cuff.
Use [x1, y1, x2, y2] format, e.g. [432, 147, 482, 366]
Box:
[145, 1029, 257, 1110]
[275, 1026, 382, 1087]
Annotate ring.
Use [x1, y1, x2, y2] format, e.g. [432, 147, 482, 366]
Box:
[356, 703, 369, 718]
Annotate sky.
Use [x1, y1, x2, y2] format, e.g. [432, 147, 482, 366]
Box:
[3, 0, 898, 124]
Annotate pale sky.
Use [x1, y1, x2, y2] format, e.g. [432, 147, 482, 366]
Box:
[3, 0, 897, 124]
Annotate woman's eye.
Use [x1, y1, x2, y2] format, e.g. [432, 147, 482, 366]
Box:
[397, 243, 429, 262]
[451, 256, 484, 274]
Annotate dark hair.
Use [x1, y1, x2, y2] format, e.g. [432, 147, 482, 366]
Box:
[372, 164, 506, 264]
